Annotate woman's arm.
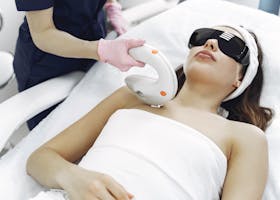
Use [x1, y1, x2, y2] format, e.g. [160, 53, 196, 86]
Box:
[26, 86, 141, 199]
[221, 125, 268, 200]
[26, 8, 99, 59]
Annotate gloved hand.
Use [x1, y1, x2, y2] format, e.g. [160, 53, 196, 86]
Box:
[105, 1, 128, 35]
[97, 38, 145, 72]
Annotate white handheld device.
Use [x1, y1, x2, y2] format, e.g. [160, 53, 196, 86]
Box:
[125, 44, 178, 106]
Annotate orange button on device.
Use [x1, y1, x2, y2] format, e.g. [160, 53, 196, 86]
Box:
[152, 50, 158, 54]
[160, 91, 167, 96]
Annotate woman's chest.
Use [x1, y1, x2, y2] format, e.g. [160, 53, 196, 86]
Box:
[133, 105, 232, 160]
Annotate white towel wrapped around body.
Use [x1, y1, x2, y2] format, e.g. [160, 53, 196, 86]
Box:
[31, 109, 227, 200]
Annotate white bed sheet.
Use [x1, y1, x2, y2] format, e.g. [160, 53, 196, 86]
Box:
[0, 0, 279, 199]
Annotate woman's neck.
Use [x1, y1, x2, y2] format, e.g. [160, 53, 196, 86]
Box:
[171, 83, 221, 114]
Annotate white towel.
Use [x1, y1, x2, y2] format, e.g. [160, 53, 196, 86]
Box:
[31, 109, 227, 200]
[29, 190, 67, 200]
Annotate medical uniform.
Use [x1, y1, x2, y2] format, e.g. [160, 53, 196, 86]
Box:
[14, 0, 107, 129]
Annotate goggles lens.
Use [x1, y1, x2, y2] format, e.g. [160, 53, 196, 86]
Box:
[188, 28, 250, 66]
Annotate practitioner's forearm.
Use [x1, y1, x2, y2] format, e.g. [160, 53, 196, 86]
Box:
[26, 147, 77, 189]
[26, 9, 100, 60]
[31, 28, 100, 60]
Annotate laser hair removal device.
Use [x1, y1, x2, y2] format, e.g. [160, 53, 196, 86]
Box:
[125, 44, 178, 107]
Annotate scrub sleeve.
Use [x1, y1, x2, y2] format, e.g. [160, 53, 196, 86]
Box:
[13, 0, 107, 130]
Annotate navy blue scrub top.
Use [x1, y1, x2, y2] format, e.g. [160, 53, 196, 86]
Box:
[13, 0, 107, 91]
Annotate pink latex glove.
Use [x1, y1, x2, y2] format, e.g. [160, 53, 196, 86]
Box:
[105, 1, 128, 35]
[97, 38, 146, 72]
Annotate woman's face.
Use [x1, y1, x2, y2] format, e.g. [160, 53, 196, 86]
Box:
[185, 26, 245, 89]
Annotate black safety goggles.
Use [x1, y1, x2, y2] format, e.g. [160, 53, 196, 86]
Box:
[188, 28, 250, 66]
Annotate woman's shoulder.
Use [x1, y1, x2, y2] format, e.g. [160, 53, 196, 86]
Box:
[227, 120, 267, 151]
[114, 86, 145, 109]
[228, 120, 265, 137]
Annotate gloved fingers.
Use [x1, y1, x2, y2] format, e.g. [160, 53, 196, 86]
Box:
[125, 55, 145, 68]
[120, 19, 129, 33]
[113, 59, 145, 72]
[116, 27, 127, 35]
[134, 60, 145, 67]
[121, 26, 128, 34]
[112, 1, 122, 9]
[126, 39, 145, 49]
[119, 67, 130, 72]
[113, 50, 145, 72]
[109, 17, 127, 35]
[105, 1, 122, 10]
[106, 1, 128, 36]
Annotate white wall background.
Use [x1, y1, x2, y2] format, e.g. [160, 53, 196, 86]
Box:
[229, 0, 259, 7]
[0, 0, 24, 53]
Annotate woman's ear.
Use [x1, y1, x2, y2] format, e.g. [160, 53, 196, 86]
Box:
[232, 80, 241, 88]
[234, 67, 243, 88]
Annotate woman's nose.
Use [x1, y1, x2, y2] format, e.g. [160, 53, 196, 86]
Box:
[204, 39, 218, 51]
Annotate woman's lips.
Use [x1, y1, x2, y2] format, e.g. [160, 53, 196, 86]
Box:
[195, 50, 216, 61]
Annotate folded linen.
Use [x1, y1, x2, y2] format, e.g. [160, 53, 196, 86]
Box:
[29, 190, 67, 200]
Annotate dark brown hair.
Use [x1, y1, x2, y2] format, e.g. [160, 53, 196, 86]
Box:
[175, 31, 273, 131]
